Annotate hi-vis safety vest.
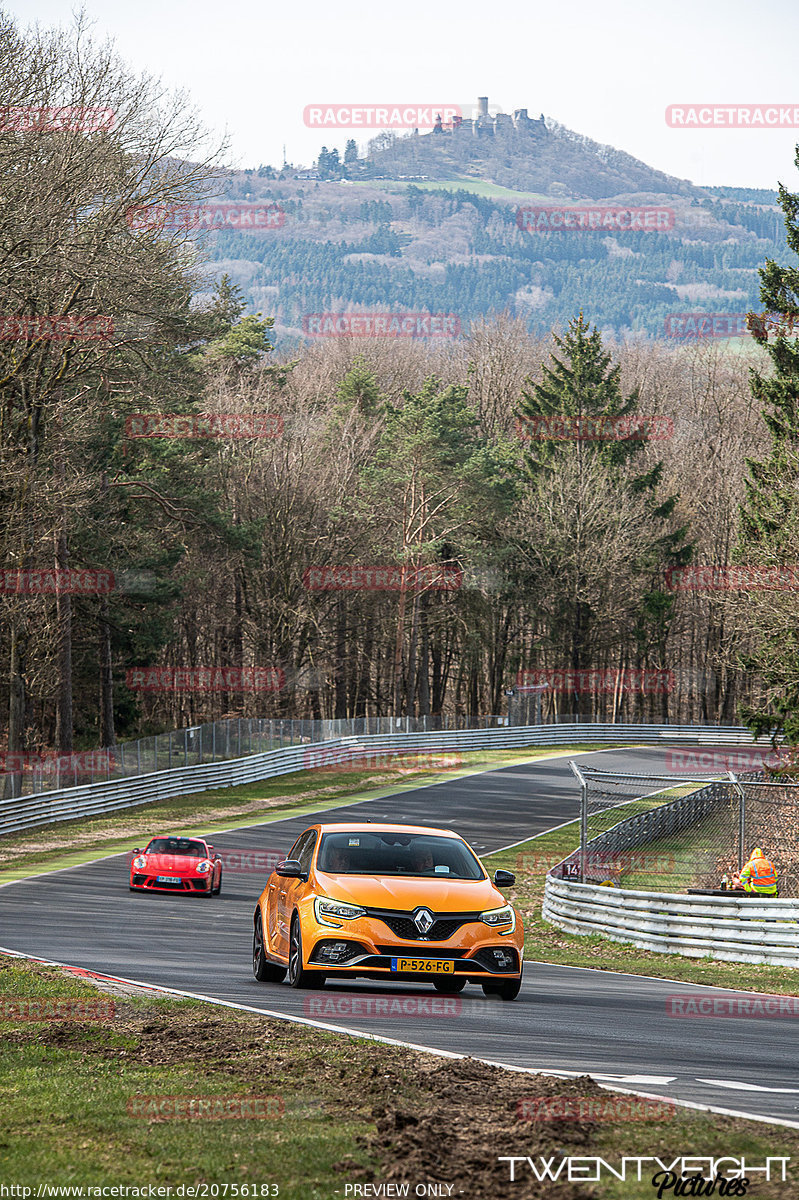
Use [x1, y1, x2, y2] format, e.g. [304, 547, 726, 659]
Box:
[740, 856, 778, 894]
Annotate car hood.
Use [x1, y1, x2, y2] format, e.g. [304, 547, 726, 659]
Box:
[313, 872, 505, 912]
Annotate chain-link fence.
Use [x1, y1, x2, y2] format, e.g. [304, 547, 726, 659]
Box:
[2, 713, 516, 798]
[733, 774, 799, 897]
[563, 764, 799, 897]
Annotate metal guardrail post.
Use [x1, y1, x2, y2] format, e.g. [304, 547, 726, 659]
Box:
[570, 760, 588, 883]
[727, 769, 746, 872]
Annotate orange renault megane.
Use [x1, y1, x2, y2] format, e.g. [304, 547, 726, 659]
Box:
[252, 822, 524, 999]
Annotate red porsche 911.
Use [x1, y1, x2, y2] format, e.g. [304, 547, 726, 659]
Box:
[129, 834, 222, 896]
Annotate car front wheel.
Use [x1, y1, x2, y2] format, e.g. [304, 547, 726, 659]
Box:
[481, 965, 523, 1001]
[253, 912, 287, 983]
[287, 914, 324, 989]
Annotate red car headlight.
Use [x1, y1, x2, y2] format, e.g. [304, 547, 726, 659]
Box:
[133, 856, 147, 870]
[195, 860, 212, 874]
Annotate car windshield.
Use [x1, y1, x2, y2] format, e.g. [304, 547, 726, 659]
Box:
[316, 832, 484, 879]
[146, 838, 206, 858]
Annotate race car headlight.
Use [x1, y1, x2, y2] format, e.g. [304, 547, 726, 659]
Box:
[479, 905, 515, 933]
[133, 856, 147, 870]
[196, 860, 212, 874]
[314, 897, 366, 926]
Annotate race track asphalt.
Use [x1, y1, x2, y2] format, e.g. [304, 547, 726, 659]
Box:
[2, 743, 798, 1128]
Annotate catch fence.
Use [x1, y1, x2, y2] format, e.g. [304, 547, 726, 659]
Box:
[565, 764, 799, 896]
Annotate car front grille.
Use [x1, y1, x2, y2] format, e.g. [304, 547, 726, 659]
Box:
[376, 946, 468, 959]
[366, 908, 481, 941]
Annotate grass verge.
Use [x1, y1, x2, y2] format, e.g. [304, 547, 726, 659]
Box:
[350, 178, 553, 202]
[1, 955, 796, 1198]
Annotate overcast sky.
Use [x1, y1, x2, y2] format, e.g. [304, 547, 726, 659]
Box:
[9, 0, 799, 190]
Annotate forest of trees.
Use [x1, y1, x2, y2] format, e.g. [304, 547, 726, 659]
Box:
[4, 8, 799, 784]
[208, 178, 791, 342]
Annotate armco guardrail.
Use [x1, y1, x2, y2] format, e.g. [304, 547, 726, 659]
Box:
[0, 722, 759, 836]
[543, 876, 799, 967]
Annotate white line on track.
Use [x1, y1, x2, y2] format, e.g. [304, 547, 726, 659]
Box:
[695, 1079, 799, 1094]
[3, 944, 799, 1131]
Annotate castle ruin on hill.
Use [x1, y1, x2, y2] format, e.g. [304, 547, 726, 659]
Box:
[431, 96, 548, 138]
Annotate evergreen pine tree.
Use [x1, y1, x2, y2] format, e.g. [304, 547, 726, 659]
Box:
[515, 313, 691, 716]
[736, 173, 799, 742]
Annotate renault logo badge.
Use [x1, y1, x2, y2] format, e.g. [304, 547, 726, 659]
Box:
[414, 907, 434, 934]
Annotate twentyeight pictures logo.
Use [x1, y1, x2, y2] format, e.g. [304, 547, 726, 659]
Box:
[303, 104, 461, 129]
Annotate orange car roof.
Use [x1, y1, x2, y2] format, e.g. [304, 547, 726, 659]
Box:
[312, 822, 460, 837]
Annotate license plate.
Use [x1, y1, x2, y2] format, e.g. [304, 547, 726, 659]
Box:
[391, 957, 454, 974]
[156, 876, 182, 884]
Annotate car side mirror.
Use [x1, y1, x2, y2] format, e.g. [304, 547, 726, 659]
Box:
[132, 848, 142, 854]
[275, 859, 306, 879]
[494, 869, 516, 887]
